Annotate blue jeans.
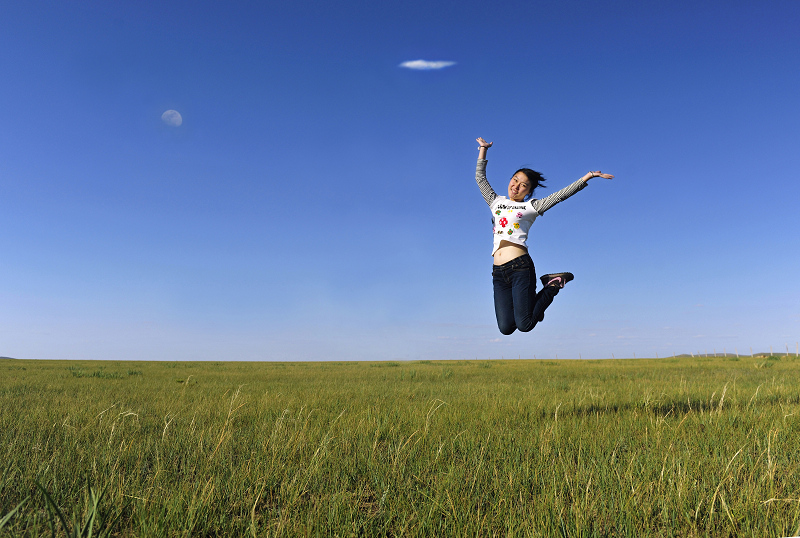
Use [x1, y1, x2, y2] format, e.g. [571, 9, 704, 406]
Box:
[492, 254, 560, 335]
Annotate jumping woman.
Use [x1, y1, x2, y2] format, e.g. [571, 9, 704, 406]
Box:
[475, 137, 613, 335]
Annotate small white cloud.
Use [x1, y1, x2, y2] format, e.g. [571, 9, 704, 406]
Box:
[489, 338, 502, 343]
[399, 59, 456, 70]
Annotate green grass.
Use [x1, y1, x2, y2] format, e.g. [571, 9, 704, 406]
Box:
[1, 356, 799, 536]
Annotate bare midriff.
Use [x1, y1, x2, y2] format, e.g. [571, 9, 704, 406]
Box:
[493, 240, 528, 266]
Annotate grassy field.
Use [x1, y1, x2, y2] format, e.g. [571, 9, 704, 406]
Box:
[1, 356, 799, 537]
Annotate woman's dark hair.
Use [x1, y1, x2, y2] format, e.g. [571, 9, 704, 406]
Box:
[515, 168, 546, 200]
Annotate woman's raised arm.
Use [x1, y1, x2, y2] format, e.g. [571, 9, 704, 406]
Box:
[475, 137, 497, 206]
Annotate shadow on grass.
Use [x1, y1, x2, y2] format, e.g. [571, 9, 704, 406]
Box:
[550, 392, 800, 419]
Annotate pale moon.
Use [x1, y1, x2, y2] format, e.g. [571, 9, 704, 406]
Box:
[161, 110, 182, 127]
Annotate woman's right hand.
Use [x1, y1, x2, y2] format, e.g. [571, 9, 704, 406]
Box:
[476, 137, 493, 148]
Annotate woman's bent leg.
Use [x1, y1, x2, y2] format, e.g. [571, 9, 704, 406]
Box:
[509, 256, 538, 332]
[531, 285, 560, 325]
[494, 255, 558, 334]
[493, 266, 517, 335]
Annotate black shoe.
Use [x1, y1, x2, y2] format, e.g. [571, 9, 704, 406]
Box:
[539, 272, 574, 289]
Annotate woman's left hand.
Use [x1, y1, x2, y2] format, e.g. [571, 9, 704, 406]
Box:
[584, 171, 614, 181]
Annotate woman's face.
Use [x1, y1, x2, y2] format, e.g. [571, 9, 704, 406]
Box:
[508, 172, 532, 202]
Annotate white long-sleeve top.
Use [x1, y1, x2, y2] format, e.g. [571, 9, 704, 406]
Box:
[475, 158, 588, 255]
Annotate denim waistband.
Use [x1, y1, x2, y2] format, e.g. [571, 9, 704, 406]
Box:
[492, 253, 532, 269]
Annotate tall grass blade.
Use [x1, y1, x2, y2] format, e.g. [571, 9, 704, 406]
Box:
[0, 497, 28, 530]
[36, 480, 72, 538]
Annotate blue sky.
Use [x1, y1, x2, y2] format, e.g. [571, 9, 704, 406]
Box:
[1, 0, 798, 361]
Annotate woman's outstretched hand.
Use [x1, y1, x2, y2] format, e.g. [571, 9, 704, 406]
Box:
[583, 171, 614, 182]
[477, 137, 492, 160]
